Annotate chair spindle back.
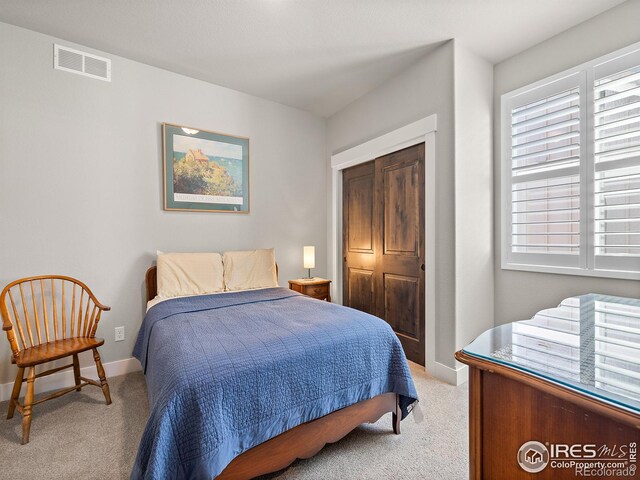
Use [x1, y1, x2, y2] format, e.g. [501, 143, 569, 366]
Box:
[0, 276, 110, 358]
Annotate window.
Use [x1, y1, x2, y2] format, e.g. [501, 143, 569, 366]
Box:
[502, 44, 640, 279]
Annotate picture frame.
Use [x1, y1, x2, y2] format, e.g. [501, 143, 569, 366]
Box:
[162, 123, 250, 213]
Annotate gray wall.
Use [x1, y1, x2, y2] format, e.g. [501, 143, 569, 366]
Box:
[0, 22, 327, 385]
[327, 41, 456, 369]
[493, 0, 640, 325]
[454, 44, 494, 350]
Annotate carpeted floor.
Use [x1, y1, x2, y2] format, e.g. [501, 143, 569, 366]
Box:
[0, 363, 468, 479]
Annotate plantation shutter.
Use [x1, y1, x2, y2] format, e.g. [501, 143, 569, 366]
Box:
[506, 74, 583, 268]
[593, 298, 640, 401]
[509, 297, 581, 379]
[593, 52, 640, 273]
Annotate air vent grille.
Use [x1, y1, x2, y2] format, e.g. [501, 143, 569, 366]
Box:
[57, 48, 83, 72]
[54, 44, 111, 82]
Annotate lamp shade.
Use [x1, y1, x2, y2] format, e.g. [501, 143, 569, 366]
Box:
[303, 246, 315, 269]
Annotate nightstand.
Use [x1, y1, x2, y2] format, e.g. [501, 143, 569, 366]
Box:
[288, 278, 331, 302]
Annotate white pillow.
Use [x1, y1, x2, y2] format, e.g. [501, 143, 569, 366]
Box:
[223, 248, 278, 291]
[157, 252, 225, 298]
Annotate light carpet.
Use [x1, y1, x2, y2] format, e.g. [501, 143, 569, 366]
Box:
[0, 363, 468, 479]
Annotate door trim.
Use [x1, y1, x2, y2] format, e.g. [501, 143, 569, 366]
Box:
[330, 115, 437, 377]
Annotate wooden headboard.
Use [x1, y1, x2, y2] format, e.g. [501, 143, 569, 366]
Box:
[145, 266, 158, 302]
[145, 264, 279, 302]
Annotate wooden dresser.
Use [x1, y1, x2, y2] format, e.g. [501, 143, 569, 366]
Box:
[288, 278, 331, 302]
[456, 294, 640, 480]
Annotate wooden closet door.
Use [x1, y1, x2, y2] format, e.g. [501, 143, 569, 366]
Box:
[374, 143, 425, 365]
[342, 160, 376, 315]
[343, 143, 425, 365]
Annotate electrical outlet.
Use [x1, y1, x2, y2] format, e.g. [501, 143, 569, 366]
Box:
[115, 326, 125, 342]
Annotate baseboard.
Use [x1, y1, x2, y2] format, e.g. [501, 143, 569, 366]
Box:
[0, 356, 141, 402]
[433, 361, 468, 386]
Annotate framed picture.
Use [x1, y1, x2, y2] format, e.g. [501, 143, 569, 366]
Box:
[162, 123, 250, 213]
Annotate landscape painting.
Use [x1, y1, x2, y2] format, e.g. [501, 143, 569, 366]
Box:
[163, 123, 249, 213]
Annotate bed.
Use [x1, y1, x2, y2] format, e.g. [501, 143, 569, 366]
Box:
[132, 258, 418, 480]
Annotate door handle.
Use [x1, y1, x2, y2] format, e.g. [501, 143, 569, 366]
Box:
[420, 264, 425, 271]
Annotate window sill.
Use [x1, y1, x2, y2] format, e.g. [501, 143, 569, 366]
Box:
[501, 261, 640, 281]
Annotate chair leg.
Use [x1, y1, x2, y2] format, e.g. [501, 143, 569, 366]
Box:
[92, 348, 111, 405]
[7, 367, 24, 420]
[72, 354, 81, 392]
[21, 367, 35, 445]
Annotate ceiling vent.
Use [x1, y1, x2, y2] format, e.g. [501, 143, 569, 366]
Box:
[54, 44, 111, 82]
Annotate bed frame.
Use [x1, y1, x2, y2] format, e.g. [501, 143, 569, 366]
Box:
[144, 266, 402, 480]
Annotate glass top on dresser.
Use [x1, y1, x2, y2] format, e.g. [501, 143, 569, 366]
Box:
[463, 294, 640, 414]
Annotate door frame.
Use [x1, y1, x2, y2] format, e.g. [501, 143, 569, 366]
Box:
[330, 115, 437, 374]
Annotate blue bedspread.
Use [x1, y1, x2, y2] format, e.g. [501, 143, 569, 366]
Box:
[131, 287, 418, 479]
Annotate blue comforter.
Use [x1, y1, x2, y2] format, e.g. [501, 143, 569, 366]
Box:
[131, 287, 418, 479]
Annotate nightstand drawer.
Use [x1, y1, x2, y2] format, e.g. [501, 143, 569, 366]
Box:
[307, 285, 328, 297]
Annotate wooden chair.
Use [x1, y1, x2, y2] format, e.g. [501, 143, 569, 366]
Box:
[0, 275, 112, 444]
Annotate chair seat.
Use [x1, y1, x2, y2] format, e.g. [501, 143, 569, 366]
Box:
[12, 337, 105, 367]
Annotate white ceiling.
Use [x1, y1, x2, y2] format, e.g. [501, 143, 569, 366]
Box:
[0, 0, 628, 117]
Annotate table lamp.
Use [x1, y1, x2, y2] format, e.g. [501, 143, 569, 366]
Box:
[303, 246, 315, 279]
